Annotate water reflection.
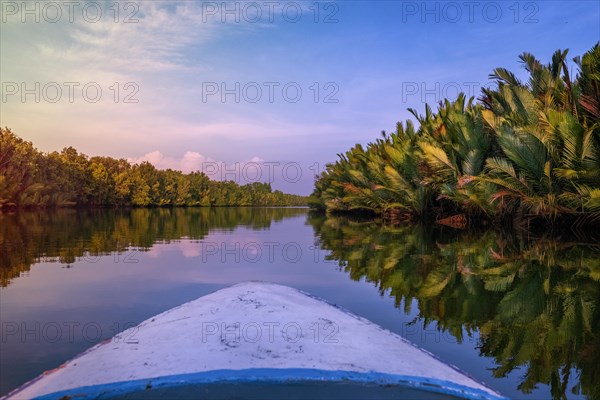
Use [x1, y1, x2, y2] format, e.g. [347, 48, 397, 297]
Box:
[0, 207, 307, 287]
[2, 209, 599, 399]
[308, 215, 600, 400]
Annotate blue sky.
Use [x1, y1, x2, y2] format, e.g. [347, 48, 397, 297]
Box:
[1, 0, 599, 194]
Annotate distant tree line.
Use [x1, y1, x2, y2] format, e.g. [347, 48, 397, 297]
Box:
[0, 128, 307, 209]
[310, 44, 600, 228]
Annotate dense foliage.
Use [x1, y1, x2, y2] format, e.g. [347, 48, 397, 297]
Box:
[310, 44, 600, 227]
[309, 215, 600, 399]
[0, 129, 307, 208]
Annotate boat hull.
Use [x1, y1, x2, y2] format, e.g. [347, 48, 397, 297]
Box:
[4, 282, 506, 400]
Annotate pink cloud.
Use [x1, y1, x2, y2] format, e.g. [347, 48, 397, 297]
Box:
[128, 151, 214, 173]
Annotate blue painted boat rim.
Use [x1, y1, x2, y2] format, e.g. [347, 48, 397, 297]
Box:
[32, 368, 509, 400]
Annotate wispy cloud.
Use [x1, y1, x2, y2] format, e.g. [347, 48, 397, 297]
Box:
[3, 2, 221, 79]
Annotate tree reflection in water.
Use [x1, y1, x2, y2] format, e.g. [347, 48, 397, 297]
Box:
[0, 207, 307, 287]
[308, 215, 600, 400]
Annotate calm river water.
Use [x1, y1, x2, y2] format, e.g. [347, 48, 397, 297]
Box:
[1, 208, 598, 399]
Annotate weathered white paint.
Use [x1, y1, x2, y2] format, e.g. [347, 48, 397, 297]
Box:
[5, 282, 502, 399]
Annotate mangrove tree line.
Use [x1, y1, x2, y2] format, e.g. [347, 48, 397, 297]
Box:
[0, 129, 307, 209]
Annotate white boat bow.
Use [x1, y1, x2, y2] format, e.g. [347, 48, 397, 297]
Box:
[4, 282, 506, 400]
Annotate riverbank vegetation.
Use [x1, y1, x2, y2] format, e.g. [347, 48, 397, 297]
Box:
[0, 128, 307, 209]
[310, 44, 600, 228]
